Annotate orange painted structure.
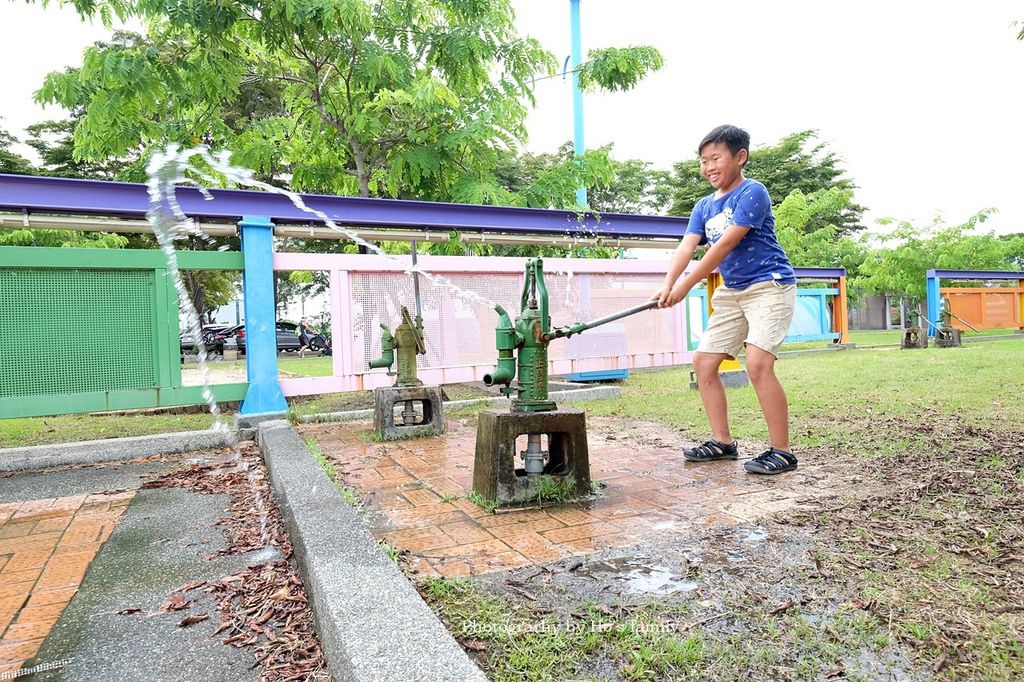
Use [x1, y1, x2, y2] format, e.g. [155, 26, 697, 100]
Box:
[942, 285, 1024, 331]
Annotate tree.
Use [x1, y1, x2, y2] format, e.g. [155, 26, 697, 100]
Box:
[774, 187, 869, 282]
[0, 226, 129, 248]
[38, 0, 662, 209]
[25, 116, 132, 179]
[855, 210, 1010, 299]
[0, 124, 35, 175]
[668, 130, 865, 234]
[1002, 233, 1024, 271]
[495, 142, 671, 215]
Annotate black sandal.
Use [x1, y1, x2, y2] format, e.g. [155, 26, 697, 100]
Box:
[684, 439, 738, 462]
[744, 448, 798, 475]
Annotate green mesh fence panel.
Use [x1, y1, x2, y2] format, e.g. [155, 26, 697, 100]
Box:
[0, 268, 158, 398]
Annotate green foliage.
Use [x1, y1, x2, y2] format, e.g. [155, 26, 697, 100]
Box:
[0, 125, 36, 175]
[36, 0, 661, 211]
[775, 187, 869, 283]
[530, 475, 580, 505]
[669, 130, 865, 235]
[183, 269, 239, 322]
[856, 210, 1012, 298]
[25, 116, 132, 179]
[588, 157, 673, 216]
[1002, 233, 1024, 270]
[0, 227, 129, 249]
[577, 45, 664, 92]
[468, 490, 498, 513]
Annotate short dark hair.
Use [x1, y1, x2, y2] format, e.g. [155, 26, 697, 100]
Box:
[698, 125, 750, 159]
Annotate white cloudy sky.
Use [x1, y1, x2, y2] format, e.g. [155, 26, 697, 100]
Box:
[1, 0, 1022, 234]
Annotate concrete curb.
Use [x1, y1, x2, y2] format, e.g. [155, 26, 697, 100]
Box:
[257, 420, 488, 682]
[298, 383, 621, 424]
[0, 428, 236, 473]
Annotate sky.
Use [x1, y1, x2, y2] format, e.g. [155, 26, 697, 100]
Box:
[1, 0, 1022, 235]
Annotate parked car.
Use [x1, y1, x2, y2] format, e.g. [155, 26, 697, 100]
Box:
[202, 321, 331, 356]
[207, 324, 245, 355]
[180, 324, 230, 354]
[274, 321, 329, 354]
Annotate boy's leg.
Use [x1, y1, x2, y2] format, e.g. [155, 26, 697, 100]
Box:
[686, 286, 747, 461]
[693, 351, 735, 444]
[745, 345, 788, 450]
[739, 282, 798, 474]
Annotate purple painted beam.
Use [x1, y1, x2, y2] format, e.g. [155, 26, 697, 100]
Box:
[0, 173, 689, 239]
[926, 269, 1024, 280]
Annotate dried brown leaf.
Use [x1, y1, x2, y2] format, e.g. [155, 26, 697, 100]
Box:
[460, 639, 488, 652]
[179, 613, 210, 628]
[161, 594, 193, 612]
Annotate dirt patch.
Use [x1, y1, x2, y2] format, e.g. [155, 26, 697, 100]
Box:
[782, 416, 1024, 680]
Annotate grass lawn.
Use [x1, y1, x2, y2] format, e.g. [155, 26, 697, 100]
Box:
[0, 381, 493, 448]
[189, 353, 335, 377]
[0, 412, 219, 448]
[587, 337, 1024, 454]
[779, 326, 1020, 352]
[288, 382, 491, 418]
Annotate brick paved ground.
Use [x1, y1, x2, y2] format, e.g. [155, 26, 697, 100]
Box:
[0, 491, 134, 676]
[301, 417, 832, 579]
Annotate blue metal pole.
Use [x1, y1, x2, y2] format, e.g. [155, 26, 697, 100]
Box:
[239, 215, 288, 415]
[570, 0, 587, 207]
[925, 274, 941, 338]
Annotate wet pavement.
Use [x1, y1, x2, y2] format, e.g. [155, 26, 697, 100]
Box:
[300, 416, 835, 578]
[0, 452, 272, 680]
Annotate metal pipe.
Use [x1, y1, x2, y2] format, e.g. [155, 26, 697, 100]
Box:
[544, 300, 659, 340]
[948, 310, 980, 333]
[522, 433, 546, 475]
[410, 240, 422, 321]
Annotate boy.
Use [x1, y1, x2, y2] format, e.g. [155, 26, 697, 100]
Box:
[653, 125, 798, 475]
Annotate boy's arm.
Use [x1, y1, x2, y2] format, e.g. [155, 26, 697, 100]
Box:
[664, 225, 751, 306]
[653, 233, 703, 307]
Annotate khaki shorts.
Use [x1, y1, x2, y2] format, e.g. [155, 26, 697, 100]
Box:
[697, 280, 797, 359]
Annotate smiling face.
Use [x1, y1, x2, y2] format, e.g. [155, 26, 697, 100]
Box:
[699, 142, 747, 193]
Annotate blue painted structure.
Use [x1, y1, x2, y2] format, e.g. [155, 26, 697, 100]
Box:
[684, 269, 846, 350]
[570, 0, 587, 208]
[238, 216, 288, 415]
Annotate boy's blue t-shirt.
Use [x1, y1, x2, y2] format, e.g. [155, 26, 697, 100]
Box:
[685, 178, 796, 289]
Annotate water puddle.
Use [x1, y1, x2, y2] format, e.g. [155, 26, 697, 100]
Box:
[742, 526, 768, 543]
[577, 557, 698, 595]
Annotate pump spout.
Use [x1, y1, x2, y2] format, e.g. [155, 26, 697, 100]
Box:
[367, 324, 396, 370]
[483, 305, 517, 387]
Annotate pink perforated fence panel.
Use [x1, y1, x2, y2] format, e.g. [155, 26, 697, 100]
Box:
[351, 271, 523, 370]
[272, 253, 691, 395]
